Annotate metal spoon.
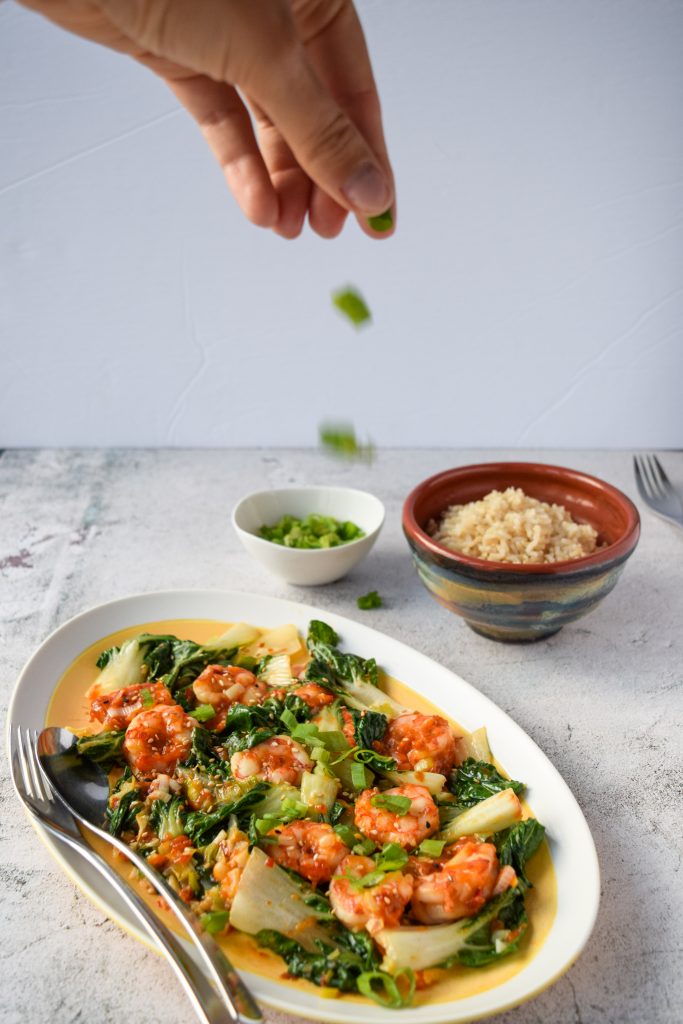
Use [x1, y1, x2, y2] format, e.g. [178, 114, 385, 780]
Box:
[11, 725, 230, 1024]
[38, 727, 261, 1024]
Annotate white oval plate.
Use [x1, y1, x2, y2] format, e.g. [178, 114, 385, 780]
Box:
[7, 590, 599, 1024]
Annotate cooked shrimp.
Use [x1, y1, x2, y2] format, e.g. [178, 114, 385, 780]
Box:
[290, 682, 335, 714]
[212, 824, 251, 907]
[329, 855, 414, 935]
[339, 706, 357, 746]
[492, 864, 518, 896]
[354, 785, 439, 850]
[378, 712, 460, 775]
[230, 735, 312, 785]
[123, 704, 197, 774]
[409, 837, 501, 924]
[192, 664, 268, 708]
[269, 682, 335, 715]
[90, 682, 175, 730]
[268, 820, 348, 885]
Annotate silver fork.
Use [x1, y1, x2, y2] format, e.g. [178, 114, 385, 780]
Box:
[633, 454, 683, 529]
[9, 725, 235, 1024]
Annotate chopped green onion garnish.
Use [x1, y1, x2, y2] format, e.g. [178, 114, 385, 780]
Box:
[200, 911, 229, 935]
[259, 513, 365, 550]
[418, 838, 446, 857]
[375, 842, 409, 871]
[255, 798, 309, 835]
[140, 687, 154, 708]
[370, 793, 412, 815]
[357, 969, 415, 1009]
[280, 708, 298, 733]
[357, 590, 382, 610]
[332, 287, 371, 328]
[282, 799, 309, 818]
[290, 722, 319, 741]
[346, 868, 386, 889]
[333, 824, 358, 848]
[189, 704, 216, 722]
[319, 730, 351, 753]
[351, 762, 372, 790]
[352, 837, 377, 856]
[311, 745, 330, 766]
[367, 209, 393, 232]
[354, 748, 396, 770]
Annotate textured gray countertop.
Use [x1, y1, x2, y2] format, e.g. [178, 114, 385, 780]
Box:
[1, 449, 681, 1024]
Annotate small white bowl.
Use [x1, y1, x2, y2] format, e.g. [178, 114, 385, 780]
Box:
[232, 486, 385, 586]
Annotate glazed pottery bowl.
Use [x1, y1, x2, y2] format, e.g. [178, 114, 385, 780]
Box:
[233, 486, 384, 586]
[403, 463, 640, 642]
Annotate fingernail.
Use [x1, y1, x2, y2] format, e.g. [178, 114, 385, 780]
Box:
[341, 163, 392, 213]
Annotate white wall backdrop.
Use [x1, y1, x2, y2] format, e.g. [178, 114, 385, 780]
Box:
[1, 0, 682, 448]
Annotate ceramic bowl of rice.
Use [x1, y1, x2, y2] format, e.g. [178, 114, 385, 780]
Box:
[403, 463, 640, 642]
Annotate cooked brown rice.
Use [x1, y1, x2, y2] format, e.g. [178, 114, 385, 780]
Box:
[429, 487, 600, 564]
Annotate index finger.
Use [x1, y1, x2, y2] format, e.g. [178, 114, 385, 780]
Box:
[293, 0, 395, 237]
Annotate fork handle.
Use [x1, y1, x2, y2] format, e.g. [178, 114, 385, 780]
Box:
[86, 822, 261, 1022]
[37, 817, 239, 1024]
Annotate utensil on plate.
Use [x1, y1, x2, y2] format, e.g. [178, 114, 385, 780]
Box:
[37, 727, 261, 1024]
[9, 726, 238, 1024]
[633, 454, 683, 529]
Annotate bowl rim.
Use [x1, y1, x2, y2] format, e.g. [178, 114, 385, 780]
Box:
[232, 485, 385, 556]
[402, 461, 640, 575]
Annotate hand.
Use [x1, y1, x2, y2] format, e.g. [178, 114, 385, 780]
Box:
[19, 0, 395, 239]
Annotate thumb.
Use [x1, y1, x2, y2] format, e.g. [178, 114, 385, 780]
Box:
[247, 49, 393, 218]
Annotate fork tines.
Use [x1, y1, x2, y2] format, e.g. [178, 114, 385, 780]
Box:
[13, 727, 44, 800]
[633, 453, 683, 528]
[635, 454, 668, 497]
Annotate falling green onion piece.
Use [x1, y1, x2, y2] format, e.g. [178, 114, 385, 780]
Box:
[367, 208, 393, 232]
[357, 590, 382, 610]
[319, 422, 375, 463]
[332, 287, 371, 328]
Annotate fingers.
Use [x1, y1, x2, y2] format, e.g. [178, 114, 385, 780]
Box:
[249, 56, 393, 220]
[294, 0, 395, 239]
[237, 3, 393, 220]
[163, 74, 278, 229]
[308, 188, 349, 239]
[246, 98, 312, 239]
[93, 0, 395, 235]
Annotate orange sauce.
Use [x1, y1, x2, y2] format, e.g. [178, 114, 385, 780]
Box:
[46, 618, 557, 1007]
